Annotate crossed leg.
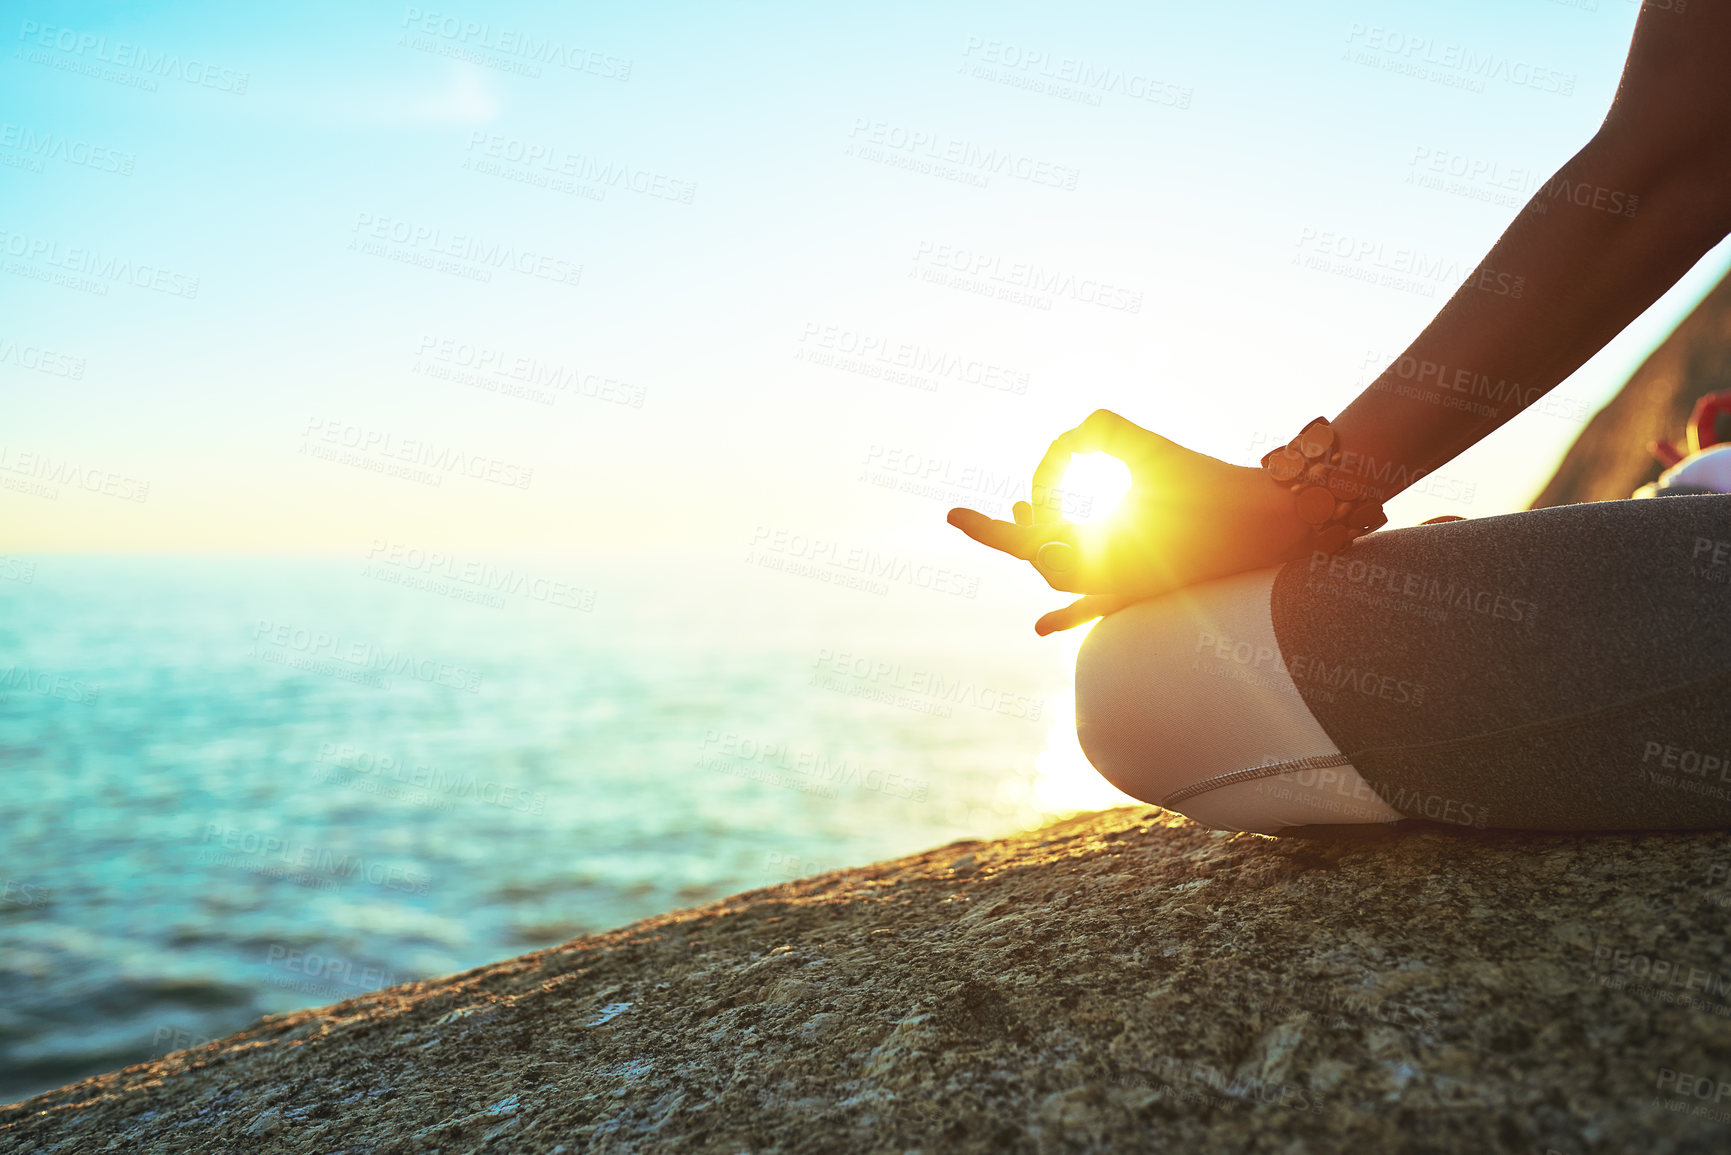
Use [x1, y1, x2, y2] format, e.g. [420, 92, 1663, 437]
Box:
[1074, 566, 1402, 835]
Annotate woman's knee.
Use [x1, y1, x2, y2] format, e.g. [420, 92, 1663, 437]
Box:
[1070, 571, 1384, 833]
[1073, 599, 1197, 806]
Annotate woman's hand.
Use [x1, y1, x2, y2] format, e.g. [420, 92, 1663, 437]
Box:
[946, 409, 1317, 635]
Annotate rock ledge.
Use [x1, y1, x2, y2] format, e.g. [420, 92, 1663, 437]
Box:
[6, 808, 1731, 1153]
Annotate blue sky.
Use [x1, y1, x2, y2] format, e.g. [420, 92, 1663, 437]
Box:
[5, 0, 1727, 560]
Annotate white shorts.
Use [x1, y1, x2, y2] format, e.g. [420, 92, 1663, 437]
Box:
[1073, 566, 1403, 835]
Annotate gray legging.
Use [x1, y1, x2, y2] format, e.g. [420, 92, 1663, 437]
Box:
[1074, 494, 1731, 833]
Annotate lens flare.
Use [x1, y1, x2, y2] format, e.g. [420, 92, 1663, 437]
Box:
[1060, 451, 1132, 525]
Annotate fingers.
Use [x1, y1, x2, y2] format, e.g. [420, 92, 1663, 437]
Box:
[1029, 409, 1157, 525]
[1035, 593, 1134, 636]
[1012, 501, 1032, 527]
[1029, 523, 1116, 592]
[945, 508, 1080, 570]
[948, 507, 1091, 590]
[947, 506, 1045, 562]
[1029, 432, 1075, 524]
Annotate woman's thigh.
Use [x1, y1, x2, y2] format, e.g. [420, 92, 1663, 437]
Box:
[1074, 565, 1402, 834]
[1269, 494, 1731, 830]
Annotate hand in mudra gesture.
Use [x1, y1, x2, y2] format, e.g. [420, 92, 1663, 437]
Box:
[947, 409, 1316, 635]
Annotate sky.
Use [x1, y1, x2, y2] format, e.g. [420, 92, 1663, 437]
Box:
[5, 0, 1729, 564]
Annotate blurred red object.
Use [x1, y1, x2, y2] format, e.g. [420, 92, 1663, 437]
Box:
[1649, 390, 1731, 467]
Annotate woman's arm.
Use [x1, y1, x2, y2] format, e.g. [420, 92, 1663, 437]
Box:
[950, 1, 1731, 634]
[1334, 0, 1731, 498]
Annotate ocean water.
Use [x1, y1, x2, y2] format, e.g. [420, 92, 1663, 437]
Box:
[0, 554, 1111, 1102]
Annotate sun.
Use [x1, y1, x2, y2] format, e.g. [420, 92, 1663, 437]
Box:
[1058, 451, 1132, 525]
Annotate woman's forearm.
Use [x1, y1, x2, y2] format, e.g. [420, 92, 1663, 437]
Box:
[1331, 3, 1731, 502]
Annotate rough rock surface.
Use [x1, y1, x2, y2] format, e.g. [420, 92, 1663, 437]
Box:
[6, 807, 1731, 1153]
[1532, 267, 1731, 508]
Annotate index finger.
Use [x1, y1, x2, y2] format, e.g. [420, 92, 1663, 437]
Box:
[1029, 409, 1145, 524]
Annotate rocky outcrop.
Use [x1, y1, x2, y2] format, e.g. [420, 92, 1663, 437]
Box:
[6, 806, 1731, 1153]
[1532, 268, 1731, 507]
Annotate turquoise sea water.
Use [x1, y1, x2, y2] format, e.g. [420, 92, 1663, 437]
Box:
[0, 555, 1090, 1102]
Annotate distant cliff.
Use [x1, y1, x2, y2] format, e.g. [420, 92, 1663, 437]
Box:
[6, 807, 1731, 1152]
[1532, 267, 1731, 507]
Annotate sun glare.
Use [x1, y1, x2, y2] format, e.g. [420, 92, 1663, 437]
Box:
[1032, 622, 1139, 815]
[1060, 451, 1133, 525]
